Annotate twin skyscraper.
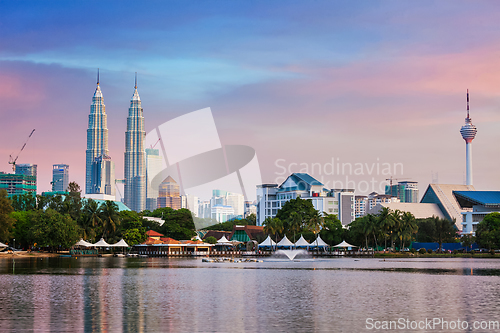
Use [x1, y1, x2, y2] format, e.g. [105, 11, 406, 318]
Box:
[85, 70, 146, 212]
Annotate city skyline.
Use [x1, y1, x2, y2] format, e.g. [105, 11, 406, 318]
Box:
[1, 1, 500, 197]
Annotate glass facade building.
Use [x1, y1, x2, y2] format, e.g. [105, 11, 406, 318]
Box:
[86, 78, 114, 195]
[52, 164, 69, 192]
[124, 80, 146, 212]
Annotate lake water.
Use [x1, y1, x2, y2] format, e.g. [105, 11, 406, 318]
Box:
[1, 256, 500, 332]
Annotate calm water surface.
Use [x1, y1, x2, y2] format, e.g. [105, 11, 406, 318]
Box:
[1, 257, 500, 332]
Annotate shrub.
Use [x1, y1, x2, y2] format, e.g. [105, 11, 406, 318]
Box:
[418, 248, 426, 254]
[453, 250, 458, 255]
[471, 250, 475, 255]
[491, 249, 496, 256]
[410, 248, 416, 254]
[427, 249, 433, 254]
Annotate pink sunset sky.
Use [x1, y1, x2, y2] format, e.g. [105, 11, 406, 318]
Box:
[1, 1, 499, 198]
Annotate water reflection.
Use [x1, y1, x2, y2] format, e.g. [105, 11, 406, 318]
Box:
[1, 257, 500, 332]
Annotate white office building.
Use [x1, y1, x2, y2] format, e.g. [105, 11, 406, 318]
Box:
[256, 173, 354, 226]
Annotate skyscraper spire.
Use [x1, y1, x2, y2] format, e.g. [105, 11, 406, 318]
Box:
[467, 89, 469, 118]
[124, 72, 146, 212]
[460, 89, 477, 186]
[86, 73, 115, 196]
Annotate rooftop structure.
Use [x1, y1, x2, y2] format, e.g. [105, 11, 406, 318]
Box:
[157, 176, 181, 209]
[420, 183, 475, 230]
[367, 202, 446, 220]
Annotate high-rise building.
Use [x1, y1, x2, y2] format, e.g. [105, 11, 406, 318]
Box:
[460, 90, 477, 186]
[157, 176, 181, 209]
[210, 190, 245, 219]
[124, 74, 146, 212]
[91, 155, 115, 196]
[385, 181, 418, 203]
[52, 164, 69, 192]
[15, 163, 37, 193]
[146, 148, 162, 212]
[181, 194, 199, 217]
[86, 71, 115, 196]
[0, 172, 36, 196]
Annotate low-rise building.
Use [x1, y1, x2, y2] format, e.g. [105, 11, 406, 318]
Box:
[454, 191, 500, 234]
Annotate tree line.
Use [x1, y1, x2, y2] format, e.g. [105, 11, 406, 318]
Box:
[262, 197, 460, 251]
[0, 182, 259, 251]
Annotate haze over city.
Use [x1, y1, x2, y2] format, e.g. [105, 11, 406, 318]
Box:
[1, 1, 499, 197]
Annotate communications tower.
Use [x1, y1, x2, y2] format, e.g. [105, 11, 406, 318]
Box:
[460, 90, 477, 186]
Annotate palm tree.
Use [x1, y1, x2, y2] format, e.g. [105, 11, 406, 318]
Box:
[400, 211, 417, 250]
[99, 201, 121, 239]
[365, 214, 379, 251]
[308, 212, 324, 254]
[288, 212, 303, 243]
[81, 199, 101, 242]
[378, 207, 394, 252]
[390, 209, 403, 251]
[263, 217, 283, 251]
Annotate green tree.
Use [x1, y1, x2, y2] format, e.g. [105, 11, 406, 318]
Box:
[122, 228, 146, 246]
[160, 209, 196, 240]
[476, 212, 500, 250]
[263, 217, 283, 250]
[416, 218, 436, 242]
[99, 201, 121, 240]
[378, 207, 394, 251]
[204, 236, 217, 244]
[275, 197, 319, 239]
[0, 190, 15, 243]
[390, 209, 403, 251]
[433, 216, 457, 252]
[30, 209, 81, 251]
[11, 211, 34, 249]
[320, 213, 344, 246]
[80, 199, 101, 242]
[10, 192, 36, 211]
[399, 211, 417, 250]
[62, 181, 82, 221]
[461, 234, 476, 252]
[345, 217, 366, 248]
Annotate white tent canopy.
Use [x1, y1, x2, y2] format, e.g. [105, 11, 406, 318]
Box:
[75, 239, 93, 247]
[310, 235, 329, 247]
[0, 241, 7, 248]
[216, 235, 233, 246]
[259, 235, 276, 247]
[294, 235, 310, 247]
[333, 240, 358, 248]
[110, 239, 129, 247]
[93, 238, 111, 247]
[277, 235, 294, 248]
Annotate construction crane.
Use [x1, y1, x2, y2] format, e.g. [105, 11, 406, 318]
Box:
[8, 129, 35, 172]
[150, 138, 161, 149]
